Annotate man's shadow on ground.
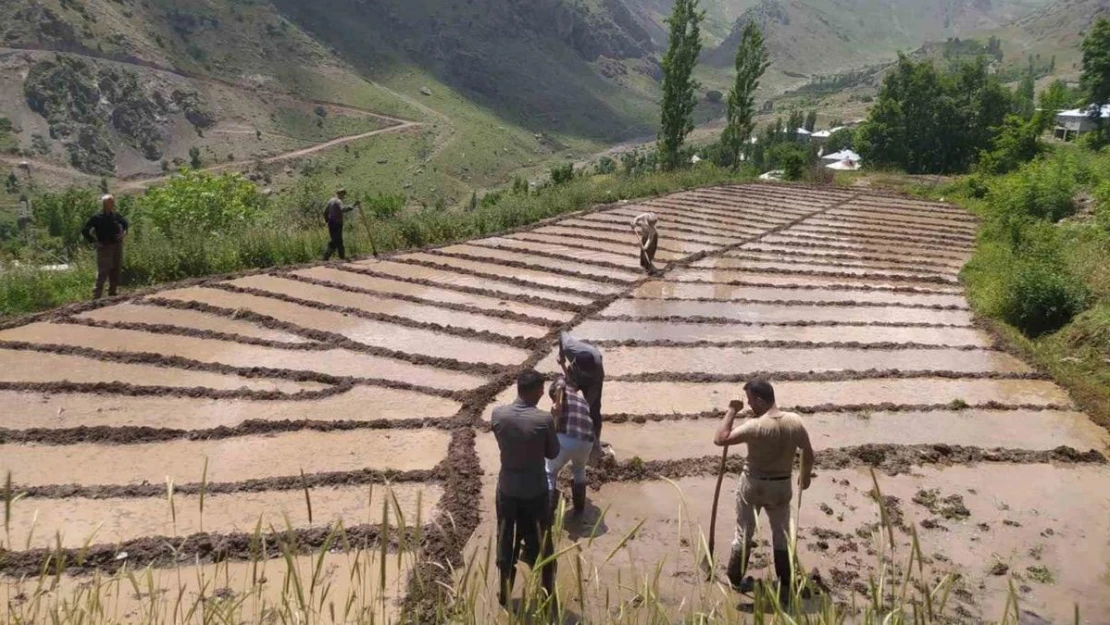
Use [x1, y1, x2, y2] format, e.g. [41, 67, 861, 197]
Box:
[560, 501, 609, 541]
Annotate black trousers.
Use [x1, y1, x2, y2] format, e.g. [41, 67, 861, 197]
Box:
[496, 488, 555, 599]
[640, 232, 658, 271]
[324, 222, 345, 260]
[573, 369, 604, 440]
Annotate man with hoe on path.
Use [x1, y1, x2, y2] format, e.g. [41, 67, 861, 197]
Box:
[631, 211, 659, 274]
[491, 369, 560, 612]
[81, 194, 129, 300]
[322, 188, 359, 261]
[713, 378, 815, 606]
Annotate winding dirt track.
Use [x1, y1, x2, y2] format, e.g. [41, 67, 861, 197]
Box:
[1, 184, 1109, 623]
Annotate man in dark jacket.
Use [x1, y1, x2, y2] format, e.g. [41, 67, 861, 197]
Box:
[557, 331, 605, 442]
[491, 369, 560, 609]
[81, 194, 129, 299]
[323, 189, 358, 261]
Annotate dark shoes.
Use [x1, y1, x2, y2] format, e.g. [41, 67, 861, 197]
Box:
[571, 482, 586, 515]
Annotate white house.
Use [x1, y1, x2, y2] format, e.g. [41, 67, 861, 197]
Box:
[1054, 105, 1110, 141]
[811, 126, 846, 145]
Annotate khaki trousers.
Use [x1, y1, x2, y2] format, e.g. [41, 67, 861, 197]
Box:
[732, 472, 793, 553]
[94, 243, 123, 299]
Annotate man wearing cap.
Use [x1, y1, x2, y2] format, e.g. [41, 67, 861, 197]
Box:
[631, 211, 659, 274]
[557, 331, 605, 445]
[713, 378, 814, 605]
[323, 188, 359, 261]
[81, 194, 129, 299]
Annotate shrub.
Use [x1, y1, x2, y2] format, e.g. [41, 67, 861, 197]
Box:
[999, 257, 1088, 337]
[824, 127, 855, 153]
[595, 156, 616, 175]
[364, 192, 405, 219]
[550, 162, 574, 185]
[705, 90, 723, 104]
[1096, 180, 1110, 236]
[137, 170, 268, 237]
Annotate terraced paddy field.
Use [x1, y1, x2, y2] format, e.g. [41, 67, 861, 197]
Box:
[1, 184, 1108, 624]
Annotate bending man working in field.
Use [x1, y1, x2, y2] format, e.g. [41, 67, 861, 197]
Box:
[631, 211, 659, 274]
[491, 369, 560, 609]
[546, 375, 596, 515]
[714, 378, 814, 606]
[557, 331, 605, 448]
[323, 188, 358, 261]
[81, 194, 129, 300]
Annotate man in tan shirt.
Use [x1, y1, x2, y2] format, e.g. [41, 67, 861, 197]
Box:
[630, 212, 659, 274]
[713, 378, 814, 605]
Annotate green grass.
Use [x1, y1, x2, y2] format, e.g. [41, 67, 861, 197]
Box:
[271, 108, 390, 143]
[0, 164, 751, 318]
[925, 146, 1110, 433]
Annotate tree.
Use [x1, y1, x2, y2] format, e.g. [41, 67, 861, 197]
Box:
[856, 55, 1010, 175]
[1016, 60, 1036, 121]
[824, 127, 855, 153]
[706, 90, 723, 104]
[188, 146, 202, 169]
[804, 110, 818, 132]
[658, 0, 704, 171]
[719, 21, 769, 169]
[1081, 17, 1110, 141]
[1040, 79, 1077, 116]
[786, 110, 804, 141]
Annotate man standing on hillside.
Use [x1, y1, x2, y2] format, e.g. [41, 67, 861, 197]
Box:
[491, 369, 560, 610]
[713, 378, 815, 606]
[631, 211, 659, 274]
[81, 194, 129, 300]
[323, 188, 359, 261]
[557, 331, 605, 447]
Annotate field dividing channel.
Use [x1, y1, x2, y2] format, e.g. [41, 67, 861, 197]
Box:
[4, 184, 1109, 623]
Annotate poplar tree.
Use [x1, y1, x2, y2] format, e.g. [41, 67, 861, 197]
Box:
[720, 21, 769, 169]
[658, 0, 704, 171]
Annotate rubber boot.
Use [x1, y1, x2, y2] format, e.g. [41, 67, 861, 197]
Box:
[498, 568, 514, 607]
[726, 546, 755, 593]
[571, 482, 586, 515]
[773, 549, 793, 609]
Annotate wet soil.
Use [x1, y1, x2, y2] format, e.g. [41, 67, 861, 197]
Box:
[8, 483, 441, 550]
[1, 428, 450, 488]
[398, 252, 625, 295]
[598, 299, 974, 326]
[670, 268, 965, 292]
[342, 259, 594, 306]
[77, 302, 313, 343]
[739, 242, 966, 270]
[293, 266, 574, 323]
[531, 224, 715, 255]
[632, 281, 969, 308]
[156, 287, 530, 366]
[432, 244, 641, 283]
[571, 319, 993, 347]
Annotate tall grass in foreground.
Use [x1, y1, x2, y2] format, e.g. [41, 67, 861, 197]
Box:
[0, 165, 749, 317]
[0, 469, 1059, 624]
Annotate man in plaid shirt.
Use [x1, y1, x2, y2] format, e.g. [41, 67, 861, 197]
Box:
[546, 375, 597, 515]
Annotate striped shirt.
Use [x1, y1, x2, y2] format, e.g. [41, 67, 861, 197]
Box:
[551, 377, 595, 443]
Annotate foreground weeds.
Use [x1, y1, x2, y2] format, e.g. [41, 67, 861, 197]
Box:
[0, 471, 1060, 624]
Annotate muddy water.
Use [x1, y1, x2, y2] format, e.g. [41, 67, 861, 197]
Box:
[0, 429, 450, 487]
[8, 483, 441, 549]
[345, 259, 593, 305]
[434, 244, 640, 282]
[227, 274, 548, 339]
[632, 281, 968, 308]
[832, 206, 979, 230]
[3, 551, 412, 624]
[606, 207, 773, 236]
[593, 379, 1072, 415]
[0, 347, 322, 394]
[398, 252, 625, 294]
[759, 234, 970, 261]
[688, 257, 957, 283]
[797, 219, 976, 243]
[571, 319, 991, 346]
[529, 225, 715, 254]
[507, 231, 685, 262]
[582, 213, 752, 241]
[555, 345, 1030, 376]
[739, 242, 966, 270]
[558, 218, 737, 246]
[718, 250, 959, 276]
[78, 303, 312, 343]
[0, 384, 459, 431]
[157, 287, 530, 365]
[598, 299, 974, 326]
[669, 269, 965, 293]
[474, 236, 659, 271]
[293, 266, 573, 323]
[776, 229, 971, 254]
[0, 322, 486, 392]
